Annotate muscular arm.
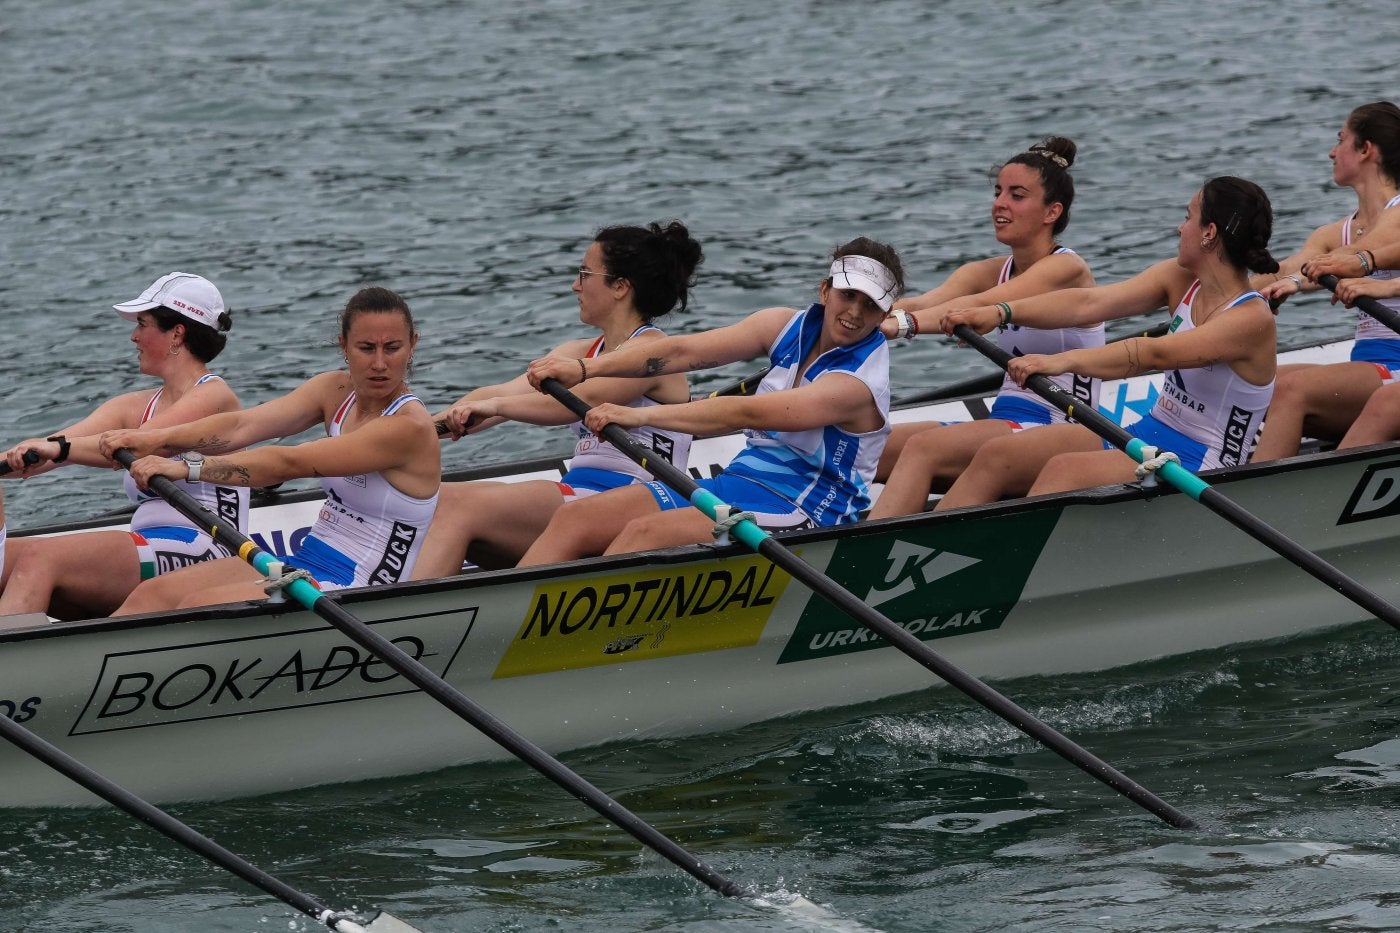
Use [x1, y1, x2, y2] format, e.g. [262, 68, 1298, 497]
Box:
[529, 308, 791, 388]
[584, 371, 880, 438]
[101, 372, 339, 459]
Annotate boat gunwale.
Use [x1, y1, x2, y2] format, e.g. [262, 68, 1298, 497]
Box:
[2, 435, 1395, 646]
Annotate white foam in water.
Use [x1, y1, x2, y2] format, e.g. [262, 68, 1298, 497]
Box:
[751, 888, 886, 933]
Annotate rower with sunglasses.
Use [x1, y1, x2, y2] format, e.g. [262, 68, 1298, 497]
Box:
[411, 220, 703, 577]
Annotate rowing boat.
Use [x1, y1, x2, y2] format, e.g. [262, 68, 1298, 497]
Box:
[2, 337, 1389, 807]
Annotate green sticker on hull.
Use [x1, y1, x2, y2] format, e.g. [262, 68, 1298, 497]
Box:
[778, 505, 1062, 663]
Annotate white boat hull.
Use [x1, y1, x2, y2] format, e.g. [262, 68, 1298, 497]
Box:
[2, 338, 1388, 806]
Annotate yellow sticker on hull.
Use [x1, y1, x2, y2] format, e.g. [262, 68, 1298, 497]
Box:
[493, 555, 790, 678]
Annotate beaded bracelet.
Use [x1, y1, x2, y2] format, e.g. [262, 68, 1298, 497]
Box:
[577, 358, 588, 382]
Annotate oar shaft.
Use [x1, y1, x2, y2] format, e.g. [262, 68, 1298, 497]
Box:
[114, 451, 750, 900]
[896, 321, 1171, 406]
[541, 379, 1198, 829]
[953, 324, 1400, 632]
[0, 715, 356, 931]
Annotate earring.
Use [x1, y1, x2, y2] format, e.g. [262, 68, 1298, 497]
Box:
[1200, 237, 1211, 249]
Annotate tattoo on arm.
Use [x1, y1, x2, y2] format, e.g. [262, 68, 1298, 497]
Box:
[1122, 340, 1143, 378]
[203, 460, 252, 485]
[644, 357, 667, 376]
[186, 434, 234, 454]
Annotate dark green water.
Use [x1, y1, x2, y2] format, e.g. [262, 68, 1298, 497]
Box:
[3, 0, 1399, 929]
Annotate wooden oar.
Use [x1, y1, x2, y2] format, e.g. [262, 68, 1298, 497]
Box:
[110, 450, 751, 900]
[896, 321, 1173, 405]
[952, 324, 1400, 633]
[537, 378, 1198, 829]
[1315, 273, 1400, 333]
[0, 713, 417, 932]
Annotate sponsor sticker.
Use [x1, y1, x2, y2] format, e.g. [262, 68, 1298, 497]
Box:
[70, 607, 476, 735]
[778, 508, 1061, 663]
[1338, 460, 1400, 525]
[494, 555, 790, 678]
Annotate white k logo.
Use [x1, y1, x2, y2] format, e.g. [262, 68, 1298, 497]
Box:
[865, 540, 981, 608]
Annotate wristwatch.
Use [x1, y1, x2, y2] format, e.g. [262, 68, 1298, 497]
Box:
[182, 452, 205, 482]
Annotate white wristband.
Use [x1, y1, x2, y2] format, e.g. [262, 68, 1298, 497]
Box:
[891, 309, 918, 339]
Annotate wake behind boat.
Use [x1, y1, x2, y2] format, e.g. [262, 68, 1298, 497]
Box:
[1, 337, 1391, 807]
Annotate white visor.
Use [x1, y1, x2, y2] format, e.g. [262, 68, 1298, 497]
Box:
[829, 255, 898, 312]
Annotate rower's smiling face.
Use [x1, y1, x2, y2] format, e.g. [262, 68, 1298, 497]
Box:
[991, 163, 1061, 246]
[820, 283, 885, 345]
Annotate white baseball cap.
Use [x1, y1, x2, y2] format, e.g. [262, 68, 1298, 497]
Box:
[828, 255, 899, 312]
[114, 272, 226, 330]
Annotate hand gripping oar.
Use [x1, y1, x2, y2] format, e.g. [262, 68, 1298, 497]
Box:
[111, 450, 751, 900]
[953, 323, 1400, 633]
[896, 321, 1173, 406]
[0, 714, 416, 933]
[1315, 273, 1400, 334]
[538, 379, 1198, 829]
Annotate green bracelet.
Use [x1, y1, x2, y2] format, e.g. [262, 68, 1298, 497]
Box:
[996, 301, 1013, 325]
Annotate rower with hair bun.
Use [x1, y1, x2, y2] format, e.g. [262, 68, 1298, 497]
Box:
[935, 176, 1279, 507]
[412, 220, 703, 577]
[871, 136, 1099, 519]
[518, 237, 902, 564]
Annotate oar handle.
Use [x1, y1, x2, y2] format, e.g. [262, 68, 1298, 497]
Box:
[1316, 273, 1400, 334]
[0, 450, 44, 477]
[112, 448, 752, 900]
[539, 378, 1199, 829]
[952, 325, 1143, 454]
[897, 321, 1171, 406]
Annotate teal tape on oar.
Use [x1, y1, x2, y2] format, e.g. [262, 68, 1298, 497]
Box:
[538, 378, 1198, 829]
[111, 449, 753, 900]
[953, 323, 1400, 632]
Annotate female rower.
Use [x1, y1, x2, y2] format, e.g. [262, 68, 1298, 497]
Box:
[100, 286, 439, 613]
[0, 273, 243, 620]
[932, 176, 1278, 509]
[412, 221, 701, 577]
[1249, 101, 1400, 460]
[517, 238, 903, 564]
[871, 136, 1098, 518]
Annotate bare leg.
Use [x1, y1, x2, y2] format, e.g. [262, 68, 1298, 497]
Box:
[1029, 449, 1139, 496]
[935, 424, 1101, 510]
[518, 485, 662, 566]
[604, 507, 716, 555]
[1340, 381, 1400, 448]
[876, 421, 941, 483]
[412, 479, 567, 579]
[0, 531, 141, 619]
[114, 557, 262, 616]
[870, 419, 1013, 519]
[1253, 362, 1383, 460]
